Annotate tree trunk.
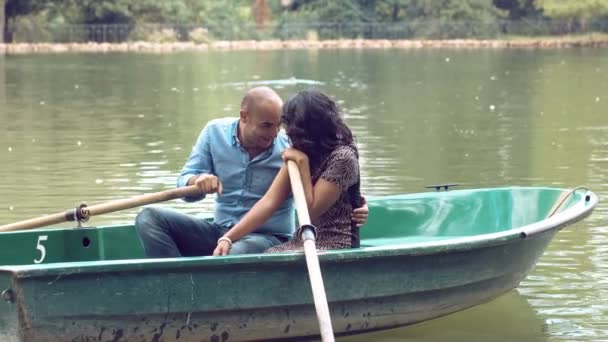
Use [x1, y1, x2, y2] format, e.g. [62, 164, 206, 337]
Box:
[0, 0, 5, 116]
[0, 0, 5, 43]
[392, 4, 399, 22]
[252, 0, 272, 29]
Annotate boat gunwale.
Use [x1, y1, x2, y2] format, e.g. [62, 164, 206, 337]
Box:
[0, 187, 598, 278]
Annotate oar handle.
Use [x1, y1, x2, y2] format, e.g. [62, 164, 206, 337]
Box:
[286, 160, 335, 342]
[84, 185, 203, 216]
[287, 160, 312, 226]
[0, 185, 204, 232]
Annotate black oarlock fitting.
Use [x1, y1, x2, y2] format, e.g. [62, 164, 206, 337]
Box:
[298, 224, 317, 241]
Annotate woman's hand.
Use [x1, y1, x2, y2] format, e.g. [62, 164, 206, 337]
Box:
[282, 148, 308, 165]
[212, 238, 232, 256]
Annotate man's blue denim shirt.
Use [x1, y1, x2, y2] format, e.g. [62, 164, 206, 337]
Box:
[177, 118, 294, 239]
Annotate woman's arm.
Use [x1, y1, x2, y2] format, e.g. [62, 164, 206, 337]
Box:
[298, 161, 367, 225]
[213, 165, 291, 256]
[307, 179, 343, 222]
[283, 148, 351, 222]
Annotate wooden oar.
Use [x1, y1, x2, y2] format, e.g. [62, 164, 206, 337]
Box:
[286, 160, 335, 342]
[0, 185, 204, 232]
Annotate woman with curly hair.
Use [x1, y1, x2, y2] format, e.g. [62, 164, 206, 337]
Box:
[213, 89, 363, 255]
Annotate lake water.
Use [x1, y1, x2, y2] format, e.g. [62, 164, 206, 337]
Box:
[0, 48, 606, 341]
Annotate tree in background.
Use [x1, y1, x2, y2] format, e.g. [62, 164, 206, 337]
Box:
[3, 0, 56, 42]
[493, 0, 542, 19]
[278, 0, 394, 39]
[288, 0, 369, 23]
[190, 1, 252, 40]
[47, 0, 252, 42]
[403, 0, 503, 38]
[405, 0, 501, 21]
[374, 0, 410, 22]
[279, 0, 507, 38]
[540, 0, 608, 33]
[56, 0, 199, 25]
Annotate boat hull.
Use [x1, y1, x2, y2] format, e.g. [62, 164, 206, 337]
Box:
[1, 231, 555, 341]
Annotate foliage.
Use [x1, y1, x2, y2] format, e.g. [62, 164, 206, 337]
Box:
[404, 0, 503, 38]
[3, 0, 58, 41]
[2, 0, 608, 42]
[190, 1, 252, 39]
[540, 0, 608, 19]
[50, 0, 200, 26]
[10, 11, 53, 42]
[188, 27, 213, 44]
[538, 0, 608, 34]
[144, 27, 179, 42]
[279, 0, 505, 38]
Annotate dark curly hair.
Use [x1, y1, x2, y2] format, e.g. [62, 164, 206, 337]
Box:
[281, 89, 356, 167]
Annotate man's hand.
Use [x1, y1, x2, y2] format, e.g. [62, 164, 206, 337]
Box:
[212, 239, 231, 256]
[191, 173, 223, 195]
[352, 196, 368, 228]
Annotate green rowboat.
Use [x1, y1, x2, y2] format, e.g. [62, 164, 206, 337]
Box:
[0, 187, 598, 341]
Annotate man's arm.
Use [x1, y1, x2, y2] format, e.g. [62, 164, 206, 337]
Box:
[352, 196, 368, 227]
[177, 125, 214, 202]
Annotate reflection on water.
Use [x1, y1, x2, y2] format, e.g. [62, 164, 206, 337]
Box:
[344, 290, 547, 342]
[220, 77, 325, 89]
[1, 49, 607, 340]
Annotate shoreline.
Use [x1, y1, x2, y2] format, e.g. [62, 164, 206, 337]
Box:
[2, 35, 608, 54]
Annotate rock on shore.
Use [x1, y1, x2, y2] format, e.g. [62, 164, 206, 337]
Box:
[1, 36, 608, 54]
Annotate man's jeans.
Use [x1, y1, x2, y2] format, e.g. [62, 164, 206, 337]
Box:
[135, 207, 284, 257]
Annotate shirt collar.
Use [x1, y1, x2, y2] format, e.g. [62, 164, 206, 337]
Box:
[231, 118, 239, 146]
[231, 118, 277, 152]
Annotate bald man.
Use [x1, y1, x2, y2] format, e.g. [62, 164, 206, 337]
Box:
[135, 87, 368, 257]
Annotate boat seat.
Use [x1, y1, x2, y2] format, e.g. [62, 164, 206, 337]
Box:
[360, 235, 458, 247]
